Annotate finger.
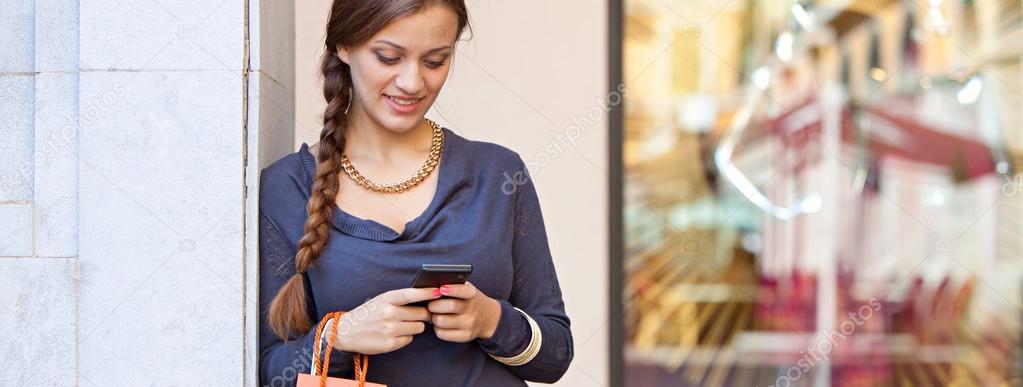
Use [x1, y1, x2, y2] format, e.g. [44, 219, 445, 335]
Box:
[393, 305, 432, 322]
[431, 313, 465, 329]
[390, 335, 413, 349]
[388, 321, 426, 337]
[380, 287, 441, 306]
[427, 298, 464, 314]
[438, 282, 479, 300]
[434, 327, 473, 343]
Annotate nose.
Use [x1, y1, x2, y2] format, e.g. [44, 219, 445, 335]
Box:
[394, 61, 425, 95]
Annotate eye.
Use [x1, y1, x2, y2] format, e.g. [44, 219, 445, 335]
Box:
[426, 60, 446, 69]
[376, 54, 400, 64]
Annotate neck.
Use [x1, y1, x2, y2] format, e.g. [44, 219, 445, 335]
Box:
[343, 104, 433, 164]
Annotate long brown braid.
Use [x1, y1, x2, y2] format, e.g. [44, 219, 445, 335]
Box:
[268, 0, 471, 340]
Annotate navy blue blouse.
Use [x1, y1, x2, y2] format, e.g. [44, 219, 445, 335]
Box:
[258, 127, 573, 387]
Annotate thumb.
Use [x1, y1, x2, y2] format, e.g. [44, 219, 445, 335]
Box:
[379, 287, 441, 306]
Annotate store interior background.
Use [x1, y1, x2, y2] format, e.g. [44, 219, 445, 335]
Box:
[619, 0, 1021, 386]
[294, 0, 1022, 386]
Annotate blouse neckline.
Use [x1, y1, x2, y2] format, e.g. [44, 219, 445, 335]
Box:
[298, 127, 456, 242]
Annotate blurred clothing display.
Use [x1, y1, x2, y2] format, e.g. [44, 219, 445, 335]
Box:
[618, 0, 1022, 386]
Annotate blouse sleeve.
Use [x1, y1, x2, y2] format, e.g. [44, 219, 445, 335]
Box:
[258, 211, 356, 386]
[476, 157, 574, 383]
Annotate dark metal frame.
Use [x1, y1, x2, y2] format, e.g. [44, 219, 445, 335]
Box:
[608, 0, 624, 386]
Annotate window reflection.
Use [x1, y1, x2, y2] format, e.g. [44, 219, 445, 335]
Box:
[621, 1, 1022, 385]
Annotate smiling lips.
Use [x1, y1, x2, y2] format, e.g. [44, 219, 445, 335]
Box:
[385, 94, 422, 114]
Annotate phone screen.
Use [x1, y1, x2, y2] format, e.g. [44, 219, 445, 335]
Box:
[409, 264, 472, 288]
[408, 264, 472, 307]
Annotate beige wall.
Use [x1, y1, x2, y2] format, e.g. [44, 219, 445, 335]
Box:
[295, 1, 610, 385]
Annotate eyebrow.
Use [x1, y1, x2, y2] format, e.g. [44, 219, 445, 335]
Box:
[374, 39, 452, 54]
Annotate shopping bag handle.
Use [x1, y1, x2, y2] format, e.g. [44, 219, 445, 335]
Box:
[310, 311, 369, 387]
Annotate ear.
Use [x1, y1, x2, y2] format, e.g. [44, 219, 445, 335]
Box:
[336, 45, 350, 65]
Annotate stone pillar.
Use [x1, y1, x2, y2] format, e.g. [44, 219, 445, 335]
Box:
[247, 1, 297, 385]
[0, 1, 294, 385]
[1, 0, 80, 385]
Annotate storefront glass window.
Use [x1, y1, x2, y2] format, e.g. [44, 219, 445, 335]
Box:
[618, 1, 1023, 385]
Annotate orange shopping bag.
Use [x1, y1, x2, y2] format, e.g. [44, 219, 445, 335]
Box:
[297, 311, 386, 387]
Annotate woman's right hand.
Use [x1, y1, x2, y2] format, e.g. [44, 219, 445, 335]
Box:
[332, 287, 441, 355]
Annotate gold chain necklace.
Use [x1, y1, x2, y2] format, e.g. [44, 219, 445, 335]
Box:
[341, 119, 444, 194]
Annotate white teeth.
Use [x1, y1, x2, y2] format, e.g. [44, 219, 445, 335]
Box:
[387, 95, 418, 106]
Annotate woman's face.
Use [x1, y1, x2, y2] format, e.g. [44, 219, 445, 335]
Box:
[338, 5, 459, 134]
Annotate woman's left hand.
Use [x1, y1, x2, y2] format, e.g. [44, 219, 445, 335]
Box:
[427, 282, 502, 342]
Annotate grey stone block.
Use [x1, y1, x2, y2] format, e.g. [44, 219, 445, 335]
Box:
[35, 0, 80, 72]
[34, 73, 79, 257]
[78, 70, 243, 384]
[0, 258, 75, 386]
[0, 204, 32, 256]
[80, 0, 244, 71]
[0, 0, 34, 73]
[0, 75, 35, 201]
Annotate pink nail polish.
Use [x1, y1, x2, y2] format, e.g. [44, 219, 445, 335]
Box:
[433, 288, 442, 297]
[440, 285, 451, 295]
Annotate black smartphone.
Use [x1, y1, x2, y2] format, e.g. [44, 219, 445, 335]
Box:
[408, 264, 472, 307]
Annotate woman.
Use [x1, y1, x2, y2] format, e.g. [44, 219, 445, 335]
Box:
[257, 1, 573, 386]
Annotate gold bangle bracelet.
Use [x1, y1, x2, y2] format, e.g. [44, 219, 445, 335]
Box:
[488, 307, 542, 366]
